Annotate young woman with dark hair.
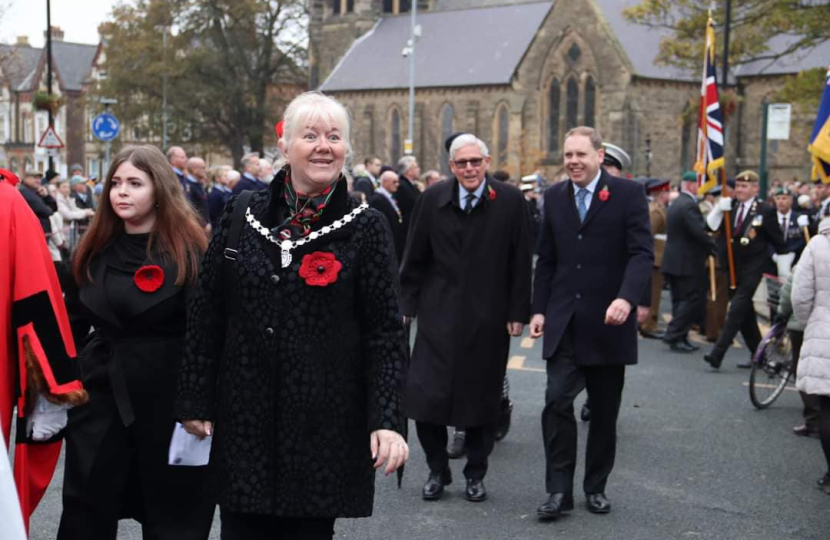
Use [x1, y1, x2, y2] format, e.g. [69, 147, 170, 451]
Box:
[58, 145, 215, 540]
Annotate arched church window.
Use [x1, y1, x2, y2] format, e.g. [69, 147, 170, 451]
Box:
[548, 78, 560, 153]
[584, 76, 596, 127]
[495, 104, 509, 167]
[440, 103, 454, 175]
[391, 108, 401, 162]
[566, 77, 579, 130]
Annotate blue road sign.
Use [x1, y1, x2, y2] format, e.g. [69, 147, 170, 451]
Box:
[92, 113, 120, 142]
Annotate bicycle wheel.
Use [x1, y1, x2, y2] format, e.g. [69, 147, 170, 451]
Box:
[749, 331, 793, 409]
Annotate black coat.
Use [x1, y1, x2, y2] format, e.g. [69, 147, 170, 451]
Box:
[713, 198, 785, 280]
[184, 178, 210, 225]
[174, 172, 407, 517]
[400, 178, 532, 427]
[532, 171, 653, 365]
[367, 191, 405, 263]
[19, 184, 56, 234]
[394, 175, 420, 246]
[353, 176, 375, 200]
[207, 187, 232, 229]
[62, 238, 213, 529]
[661, 192, 715, 277]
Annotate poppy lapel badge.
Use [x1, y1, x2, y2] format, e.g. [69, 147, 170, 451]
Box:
[299, 252, 343, 287]
[598, 186, 610, 202]
[487, 185, 497, 201]
[134, 265, 165, 293]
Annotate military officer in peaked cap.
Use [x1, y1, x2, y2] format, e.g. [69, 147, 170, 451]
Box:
[703, 170, 785, 369]
[601, 143, 631, 177]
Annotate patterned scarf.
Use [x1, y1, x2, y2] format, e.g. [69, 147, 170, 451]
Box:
[271, 172, 338, 241]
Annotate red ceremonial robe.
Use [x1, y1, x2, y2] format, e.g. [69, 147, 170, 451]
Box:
[0, 175, 87, 532]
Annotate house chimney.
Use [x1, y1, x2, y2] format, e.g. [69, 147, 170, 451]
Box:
[43, 26, 64, 42]
[16, 36, 30, 47]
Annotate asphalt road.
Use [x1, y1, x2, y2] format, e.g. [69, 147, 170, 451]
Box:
[28, 292, 830, 540]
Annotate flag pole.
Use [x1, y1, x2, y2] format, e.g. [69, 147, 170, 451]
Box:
[720, 167, 736, 289]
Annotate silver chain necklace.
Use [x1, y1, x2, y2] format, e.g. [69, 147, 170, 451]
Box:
[245, 203, 369, 268]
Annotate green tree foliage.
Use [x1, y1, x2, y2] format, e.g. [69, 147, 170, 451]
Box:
[623, 0, 829, 76]
[96, 0, 307, 165]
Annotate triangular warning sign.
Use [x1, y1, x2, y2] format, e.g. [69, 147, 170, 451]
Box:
[38, 125, 64, 149]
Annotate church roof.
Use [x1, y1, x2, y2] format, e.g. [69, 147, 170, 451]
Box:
[319, 2, 554, 91]
[50, 41, 98, 91]
[0, 44, 43, 89]
[322, 0, 829, 92]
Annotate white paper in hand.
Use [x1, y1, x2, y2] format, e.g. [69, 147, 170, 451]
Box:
[776, 252, 796, 279]
[168, 422, 212, 466]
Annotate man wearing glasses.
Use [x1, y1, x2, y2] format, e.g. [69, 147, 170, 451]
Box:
[400, 134, 532, 504]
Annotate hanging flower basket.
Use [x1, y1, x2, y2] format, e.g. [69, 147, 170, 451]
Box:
[32, 91, 64, 114]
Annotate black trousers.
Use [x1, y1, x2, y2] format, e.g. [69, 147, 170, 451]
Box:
[416, 422, 494, 480]
[541, 323, 625, 495]
[712, 268, 764, 359]
[221, 509, 335, 540]
[664, 273, 704, 343]
[790, 331, 821, 429]
[57, 416, 215, 540]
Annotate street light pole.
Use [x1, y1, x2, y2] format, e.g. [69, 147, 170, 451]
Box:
[162, 27, 169, 150]
[46, 0, 54, 174]
[405, 1, 417, 155]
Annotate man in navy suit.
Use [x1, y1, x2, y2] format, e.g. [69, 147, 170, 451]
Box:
[232, 152, 266, 194]
[530, 127, 653, 519]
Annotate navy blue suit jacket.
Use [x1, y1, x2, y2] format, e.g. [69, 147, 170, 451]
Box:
[208, 187, 232, 228]
[532, 170, 653, 365]
[232, 174, 268, 195]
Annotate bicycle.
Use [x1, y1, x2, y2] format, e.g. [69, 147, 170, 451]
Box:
[748, 274, 795, 409]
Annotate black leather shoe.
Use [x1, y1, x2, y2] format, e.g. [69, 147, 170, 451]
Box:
[494, 399, 513, 441]
[447, 431, 466, 459]
[580, 401, 590, 422]
[536, 492, 574, 521]
[794, 424, 820, 438]
[703, 352, 722, 369]
[682, 338, 700, 351]
[465, 479, 487, 502]
[586, 493, 611, 514]
[422, 469, 452, 500]
[736, 361, 752, 369]
[639, 329, 664, 340]
[668, 341, 696, 353]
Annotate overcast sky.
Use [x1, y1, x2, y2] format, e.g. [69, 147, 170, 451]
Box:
[1, 0, 120, 48]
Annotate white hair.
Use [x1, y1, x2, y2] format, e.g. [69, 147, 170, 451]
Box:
[276, 91, 353, 175]
[449, 134, 489, 161]
[397, 155, 418, 175]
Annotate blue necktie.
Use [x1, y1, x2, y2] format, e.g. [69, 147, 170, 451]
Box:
[576, 188, 589, 223]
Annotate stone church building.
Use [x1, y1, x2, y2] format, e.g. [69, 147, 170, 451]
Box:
[309, 0, 828, 181]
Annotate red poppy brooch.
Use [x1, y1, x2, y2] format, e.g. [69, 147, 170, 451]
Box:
[299, 252, 342, 287]
[134, 265, 164, 293]
[487, 185, 497, 201]
[598, 186, 610, 202]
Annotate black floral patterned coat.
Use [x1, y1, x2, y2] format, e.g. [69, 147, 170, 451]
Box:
[174, 171, 407, 518]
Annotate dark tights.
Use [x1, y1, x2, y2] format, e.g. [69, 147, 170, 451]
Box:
[821, 397, 830, 475]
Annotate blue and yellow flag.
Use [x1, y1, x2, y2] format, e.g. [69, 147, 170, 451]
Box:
[808, 65, 830, 184]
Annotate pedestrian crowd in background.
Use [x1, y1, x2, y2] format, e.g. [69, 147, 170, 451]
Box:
[5, 89, 830, 540]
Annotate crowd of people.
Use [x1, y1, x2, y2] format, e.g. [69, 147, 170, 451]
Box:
[3, 89, 830, 540]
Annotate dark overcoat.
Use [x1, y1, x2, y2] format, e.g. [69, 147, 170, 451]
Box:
[532, 171, 654, 365]
[661, 192, 715, 277]
[174, 172, 407, 518]
[61, 241, 213, 537]
[399, 178, 532, 428]
[367, 191, 406, 263]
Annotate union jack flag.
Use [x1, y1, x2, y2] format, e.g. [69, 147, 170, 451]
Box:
[695, 17, 725, 195]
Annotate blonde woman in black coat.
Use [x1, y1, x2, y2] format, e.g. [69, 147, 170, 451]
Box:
[175, 91, 408, 540]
